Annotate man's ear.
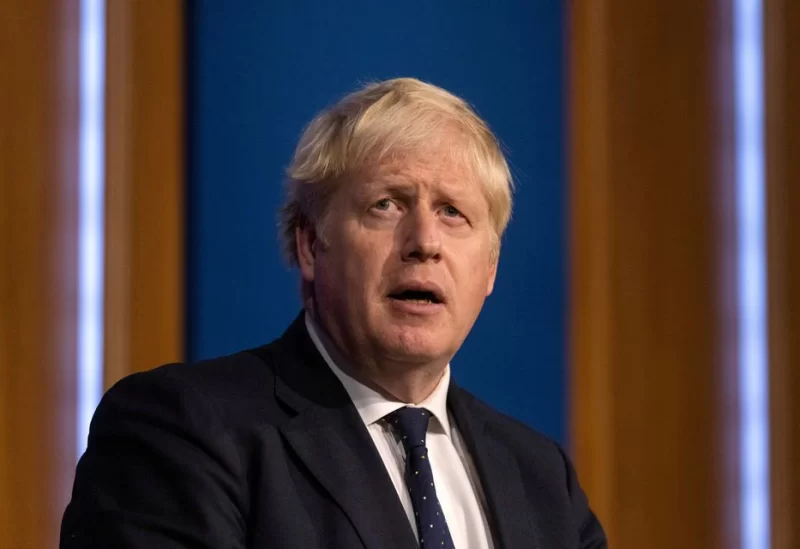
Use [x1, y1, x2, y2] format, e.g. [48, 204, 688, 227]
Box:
[295, 223, 317, 283]
[486, 256, 498, 297]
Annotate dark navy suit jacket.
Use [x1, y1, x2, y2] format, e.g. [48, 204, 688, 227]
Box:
[61, 314, 606, 548]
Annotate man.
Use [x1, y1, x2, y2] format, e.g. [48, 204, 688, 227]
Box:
[61, 78, 606, 549]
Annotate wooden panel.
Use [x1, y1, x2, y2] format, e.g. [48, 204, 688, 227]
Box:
[0, 3, 80, 548]
[568, 3, 738, 548]
[766, 0, 800, 546]
[105, 0, 185, 386]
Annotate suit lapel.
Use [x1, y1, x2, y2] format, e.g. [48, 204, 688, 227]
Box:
[448, 385, 548, 549]
[267, 315, 561, 549]
[278, 404, 416, 549]
[271, 316, 417, 549]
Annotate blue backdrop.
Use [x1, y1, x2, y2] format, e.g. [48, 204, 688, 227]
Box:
[187, 0, 567, 442]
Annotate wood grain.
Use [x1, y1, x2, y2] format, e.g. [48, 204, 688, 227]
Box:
[0, 3, 81, 547]
[569, 3, 739, 547]
[104, 0, 185, 387]
[765, 0, 800, 546]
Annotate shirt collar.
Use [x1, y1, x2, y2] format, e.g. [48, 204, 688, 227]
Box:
[304, 312, 452, 437]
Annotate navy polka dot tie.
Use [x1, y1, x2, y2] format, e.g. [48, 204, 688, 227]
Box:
[385, 407, 455, 549]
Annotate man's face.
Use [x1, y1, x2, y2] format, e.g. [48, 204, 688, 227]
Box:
[297, 144, 498, 371]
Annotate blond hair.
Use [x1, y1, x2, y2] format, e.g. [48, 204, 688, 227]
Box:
[280, 77, 513, 264]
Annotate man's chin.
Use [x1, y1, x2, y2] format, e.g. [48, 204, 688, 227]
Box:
[377, 330, 452, 366]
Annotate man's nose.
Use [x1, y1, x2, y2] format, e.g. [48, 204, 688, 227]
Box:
[400, 209, 442, 263]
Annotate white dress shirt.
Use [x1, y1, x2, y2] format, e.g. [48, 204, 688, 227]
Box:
[305, 314, 494, 549]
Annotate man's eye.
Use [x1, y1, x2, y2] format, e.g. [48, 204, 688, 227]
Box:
[442, 205, 463, 218]
[371, 198, 397, 212]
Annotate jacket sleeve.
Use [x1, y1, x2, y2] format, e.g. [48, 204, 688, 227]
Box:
[558, 445, 608, 549]
[60, 368, 247, 549]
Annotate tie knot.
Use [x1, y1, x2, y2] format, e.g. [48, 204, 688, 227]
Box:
[385, 407, 431, 450]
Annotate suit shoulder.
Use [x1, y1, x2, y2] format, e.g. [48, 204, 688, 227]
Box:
[116, 336, 289, 398]
[101, 338, 288, 434]
[456, 387, 562, 454]
[455, 387, 589, 503]
[458, 390, 607, 546]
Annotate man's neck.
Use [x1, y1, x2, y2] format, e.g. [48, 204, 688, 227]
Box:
[306, 311, 448, 404]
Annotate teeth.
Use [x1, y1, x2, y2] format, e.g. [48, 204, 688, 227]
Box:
[405, 299, 433, 304]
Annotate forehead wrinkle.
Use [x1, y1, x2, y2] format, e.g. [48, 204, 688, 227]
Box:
[372, 160, 477, 194]
[350, 148, 489, 214]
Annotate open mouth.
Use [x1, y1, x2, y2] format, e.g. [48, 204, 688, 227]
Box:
[388, 289, 443, 305]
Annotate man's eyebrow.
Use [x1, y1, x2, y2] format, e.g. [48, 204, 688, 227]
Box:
[361, 177, 482, 202]
[360, 179, 418, 195]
